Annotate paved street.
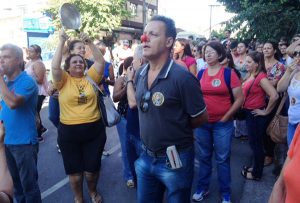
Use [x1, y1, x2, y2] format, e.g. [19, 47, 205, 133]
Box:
[37, 98, 276, 203]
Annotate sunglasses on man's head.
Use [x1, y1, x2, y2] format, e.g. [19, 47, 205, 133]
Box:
[293, 51, 300, 57]
[140, 91, 151, 112]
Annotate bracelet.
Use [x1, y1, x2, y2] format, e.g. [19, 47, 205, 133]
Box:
[126, 80, 134, 84]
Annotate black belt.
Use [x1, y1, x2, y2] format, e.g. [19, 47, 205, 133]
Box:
[141, 144, 192, 158]
[142, 144, 166, 157]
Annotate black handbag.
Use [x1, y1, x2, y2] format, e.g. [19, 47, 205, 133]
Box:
[86, 75, 121, 127]
[235, 76, 257, 120]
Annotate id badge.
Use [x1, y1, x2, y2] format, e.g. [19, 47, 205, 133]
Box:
[78, 93, 87, 104]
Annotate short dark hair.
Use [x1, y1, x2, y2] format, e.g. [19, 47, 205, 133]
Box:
[238, 41, 249, 48]
[195, 44, 204, 54]
[149, 15, 177, 41]
[225, 29, 231, 34]
[230, 40, 238, 49]
[203, 41, 226, 62]
[68, 39, 83, 53]
[247, 51, 266, 74]
[64, 54, 87, 72]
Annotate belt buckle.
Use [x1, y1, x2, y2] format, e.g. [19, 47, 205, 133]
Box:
[142, 145, 157, 157]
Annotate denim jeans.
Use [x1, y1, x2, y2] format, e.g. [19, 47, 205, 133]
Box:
[195, 121, 233, 196]
[125, 133, 142, 180]
[245, 110, 268, 178]
[135, 147, 194, 203]
[287, 122, 299, 147]
[116, 116, 134, 181]
[5, 144, 41, 203]
[48, 96, 60, 128]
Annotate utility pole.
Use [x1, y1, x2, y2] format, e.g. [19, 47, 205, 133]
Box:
[143, 0, 147, 29]
[209, 4, 220, 39]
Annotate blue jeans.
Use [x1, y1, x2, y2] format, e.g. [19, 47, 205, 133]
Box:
[135, 147, 194, 203]
[116, 116, 134, 181]
[287, 122, 299, 147]
[245, 110, 267, 178]
[48, 96, 60, 128]
[195, 121, 233, 196]
[5, 144, 41, 203]
[125, 133, 142, 180]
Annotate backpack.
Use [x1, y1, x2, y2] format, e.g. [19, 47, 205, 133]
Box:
[197, 67, 234, 104]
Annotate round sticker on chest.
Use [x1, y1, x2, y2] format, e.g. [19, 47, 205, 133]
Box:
[152, 92, 164, 106]
[212, 79, 221, 87]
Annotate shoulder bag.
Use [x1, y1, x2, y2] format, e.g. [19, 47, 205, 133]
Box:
[266, 93, 288, 143]
[86, 75, 121, 127]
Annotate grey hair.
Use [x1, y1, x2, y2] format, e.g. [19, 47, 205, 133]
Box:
[0, 44, 23, 62]
[134, 45, 147, 64]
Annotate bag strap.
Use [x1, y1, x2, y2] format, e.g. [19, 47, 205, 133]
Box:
[86, 75, 106, 96]
[197, 69, 205, 80]
[275, 92, 288, 115]
[224, 67, 234, 104]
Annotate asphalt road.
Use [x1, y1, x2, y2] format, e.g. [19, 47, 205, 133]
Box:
[37, 98, 275, 203]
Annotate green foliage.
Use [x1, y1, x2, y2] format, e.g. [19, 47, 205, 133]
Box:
[43, 0, 130, 38]
[211, 29, 226, 40]
[218, 0, 300, 41]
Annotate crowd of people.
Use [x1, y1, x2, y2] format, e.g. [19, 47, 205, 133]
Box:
[0, 14, 300, 203]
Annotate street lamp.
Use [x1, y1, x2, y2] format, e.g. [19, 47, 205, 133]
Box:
[209, 4, 220, 39]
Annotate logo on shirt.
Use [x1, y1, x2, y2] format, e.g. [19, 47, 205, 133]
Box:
[152, 92, 164, 106]
[212, 79, 221, 87]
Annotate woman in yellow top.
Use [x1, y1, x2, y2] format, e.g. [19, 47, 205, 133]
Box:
[51, 30, 105, 203]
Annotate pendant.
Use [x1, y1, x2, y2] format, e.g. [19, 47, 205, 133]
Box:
[78, 93, 87, 104]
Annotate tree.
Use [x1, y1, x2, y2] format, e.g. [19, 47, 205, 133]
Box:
[218, 0, 300, 41]
[43, 0, 130, 38]
[211, 29, 226, 40]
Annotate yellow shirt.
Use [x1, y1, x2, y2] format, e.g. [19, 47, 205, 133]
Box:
[54, 67, 102, 125]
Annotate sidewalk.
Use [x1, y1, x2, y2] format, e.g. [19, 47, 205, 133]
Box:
[240, 162, 277, 203]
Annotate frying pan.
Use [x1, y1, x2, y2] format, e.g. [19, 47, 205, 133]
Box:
[59, 3, 81, 33]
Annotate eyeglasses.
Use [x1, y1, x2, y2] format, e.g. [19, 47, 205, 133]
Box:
[278, 43, 287, 47]
[140, 91, 151, 112]
[293, 51, 300, 57]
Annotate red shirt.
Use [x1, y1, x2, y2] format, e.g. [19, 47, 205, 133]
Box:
[243, 72, 267, 110]
[200, 67, 241, 122]
[182, 56, 196, 71]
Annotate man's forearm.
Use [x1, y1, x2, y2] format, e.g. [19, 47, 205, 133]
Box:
[0, 77, 22, 109]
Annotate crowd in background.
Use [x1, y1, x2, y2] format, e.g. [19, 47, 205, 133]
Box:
[0, 14, 300, 203]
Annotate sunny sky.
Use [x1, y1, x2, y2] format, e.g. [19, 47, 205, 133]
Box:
[158, 0, 235, 38]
